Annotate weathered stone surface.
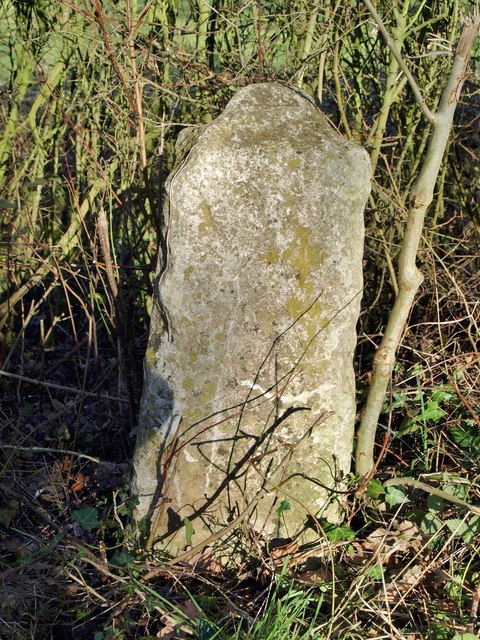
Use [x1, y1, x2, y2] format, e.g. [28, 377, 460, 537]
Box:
[132, 83, 371, 548]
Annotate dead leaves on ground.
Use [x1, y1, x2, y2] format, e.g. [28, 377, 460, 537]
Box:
[266, 520, 446, 605]
[157, 599, 202, 639]
[350, 520, 439, 604]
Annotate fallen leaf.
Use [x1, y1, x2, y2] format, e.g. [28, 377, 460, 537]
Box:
[71, 472, 86, 493]
[50, 398, 65, 412]
[181, 546, 224, 575]
[157, 598, 201, 639]
[0, 535, 27, 554]
[363, 521, 423, 564]
[292, 567, 330, 584]
[64, 584, 80, 597]
[269, 540, 299, 561]
[383, 564, 423, 603]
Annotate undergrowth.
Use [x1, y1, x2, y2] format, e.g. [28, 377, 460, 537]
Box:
[1, 0, 479, 638]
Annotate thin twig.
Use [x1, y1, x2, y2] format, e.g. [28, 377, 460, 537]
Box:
[362, 0, 436, 123]
[0, 443, 127, 467]
[143, 411, 333, 578]
[0, 369, 128, 403]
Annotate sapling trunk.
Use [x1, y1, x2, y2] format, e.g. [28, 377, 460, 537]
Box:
[355, 7, 480, 477]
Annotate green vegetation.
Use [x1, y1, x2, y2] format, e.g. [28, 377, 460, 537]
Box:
[0, 0, 479, 638]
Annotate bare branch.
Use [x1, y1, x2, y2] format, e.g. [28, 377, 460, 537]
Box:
[362, 0, 436, 123]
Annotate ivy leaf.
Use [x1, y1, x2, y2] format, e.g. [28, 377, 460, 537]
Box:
[445, 517, 480, 544]
[427, 494, 445, 513]
[419, 402, 445, 423]
[387, 392, 408, 411]
[0, 500, 20, 528]
[110, 551, 134, 568]
[72, 507, 100, 531]
[450, 424, 480, 453]
[431, 388, 454, 404]
[365, 563, 384, 580]
[322, 522, 356, 542]
[275, 500, 291, 517]
[385, 486, 410, 507]
[20, 403, 34, 417]
[398, 419, 422, 436]
[421, 512, 442, 536]
[366, 478, 386, 500]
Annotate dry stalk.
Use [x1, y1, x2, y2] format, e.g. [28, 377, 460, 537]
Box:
[0, 369, 128, 403]
[97, 207, 119, 302]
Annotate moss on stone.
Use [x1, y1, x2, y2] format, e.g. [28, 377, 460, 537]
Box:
[283, 218, 327, 292]
[145, 347, 156, 367]
[259, 249, 280, 265]
[184, 265, 194, 280]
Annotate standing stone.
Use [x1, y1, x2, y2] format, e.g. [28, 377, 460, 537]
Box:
[132, 83, 371, 549]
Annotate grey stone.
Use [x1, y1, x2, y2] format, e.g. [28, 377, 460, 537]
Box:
[132, 83, 371, 549]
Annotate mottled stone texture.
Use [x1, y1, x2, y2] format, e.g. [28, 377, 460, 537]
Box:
[132, 83, 371, 548]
